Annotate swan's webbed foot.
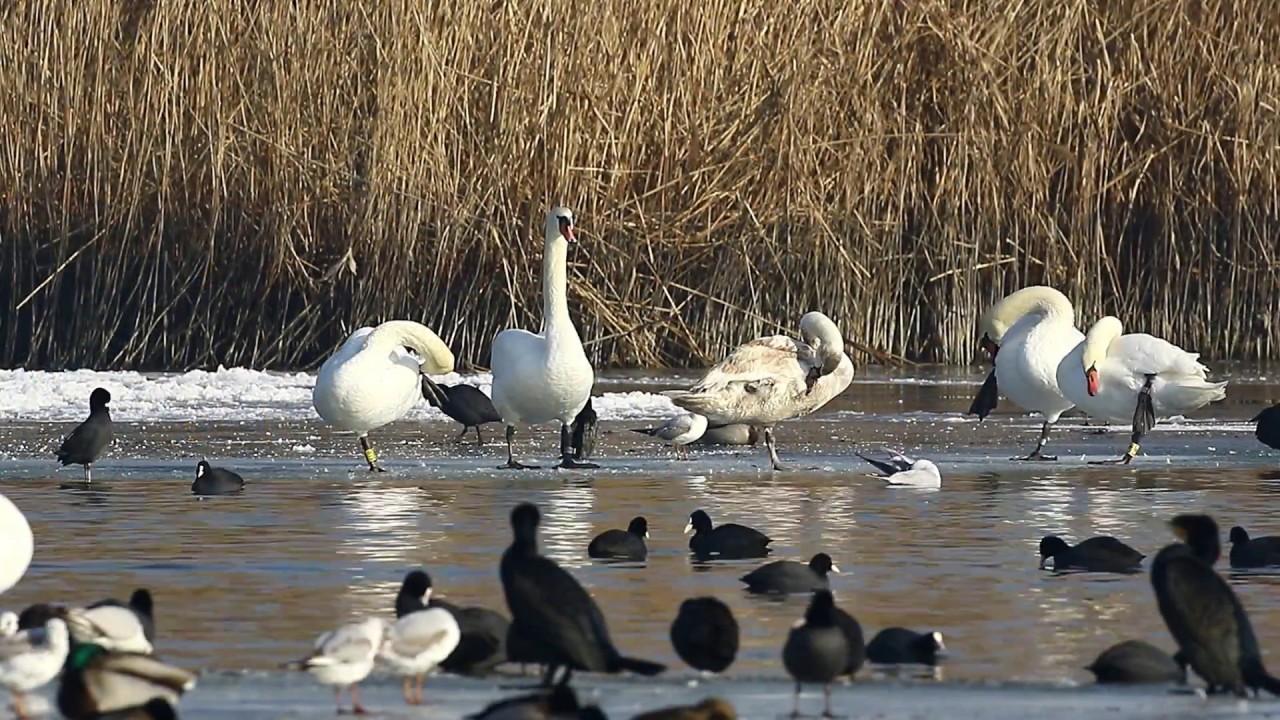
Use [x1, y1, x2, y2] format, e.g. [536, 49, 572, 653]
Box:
[1013, 421, 1056, 461]
[1014, 451, 1057, 462]
[558, 457, 599, 470]
[502, 459, 541, 470]
[1088, 454, 1134, 465]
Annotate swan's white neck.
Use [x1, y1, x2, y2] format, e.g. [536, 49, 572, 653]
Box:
[983, 286, 1075, 342]
[1082, 316, 1124, 369]
[541, 238, 574, 337]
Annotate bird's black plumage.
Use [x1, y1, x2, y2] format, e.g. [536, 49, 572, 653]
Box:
[570, 397, 598, 461]
[1152, 514, 1280, 697]
[782, 590, 848, 718]
[1038, 535, 1144, 573]
[1085, 639, 1184, 684]
[740, 553, 837, 595]
[1254, 403, 1280, 450]
[56, 387, 113, 482]
[865, 627, 945, 666]
[1228, 526, 1280, 569]
[587, 517, 648, 561]
[686, 510, 771, 560]
[422, 378, 503, 444]
[500, 503, 665, 683]
[191, 460, 245, 496]
[394, 570, 509, 675]
[832, 604, 866, 677]
[669, 597, 739, 674]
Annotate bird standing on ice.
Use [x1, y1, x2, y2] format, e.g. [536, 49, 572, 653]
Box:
[665, 312, 853, 471]
[1056, 316, 1227, 464]
[312, 321, 455, 471]
[489, 207, 599, 470]
[630, 412, 708, 459]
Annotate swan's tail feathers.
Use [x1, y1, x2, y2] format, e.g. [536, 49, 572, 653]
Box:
[612, 655, 666, 677]
[1162, 378, 1228, 411]
[1242, 658, 1280, 697]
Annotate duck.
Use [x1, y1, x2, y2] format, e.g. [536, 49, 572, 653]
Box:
[692, 424, 759, 447]
[86, 589, 155, 645]
[855, 450, 941, 488]
[64, 602, 153, 655]
[0, 617, 69, 720]
[685, 509, 771, 560]
[630, 413, 708, 460]
[56, 388, 114, 483]
[782, 590, 848, 719]
[500, 503, 664, 685]
[0, 494, 32, 595]
[1056, 316, 1227, 464]
[312, 320, 455, 471]
[666, 312, 853, 470]
[1038, 535, 1145, 573]
[393, 570, 509, 676]
[379, 606, 461, 705]
[587, 517, 649, 561]
[1084, 639, 1184, 684]
[489, 207, 599, 470]
[865, 628, 945, 666]
[970, 286, 1083, 460]
[740, 553, 839, 595]
[190, 461, 244, 496]
[1228, 526, 1280, 568]
[421, 378, 503, 445]
[56, 644, 195, 720]
[1254, 402, 1280, 451]
[1151, 514, 1280, 696]
[284, 617, 384, 714]
[669, 597, 738, 674]
[632, 697, 737, 720]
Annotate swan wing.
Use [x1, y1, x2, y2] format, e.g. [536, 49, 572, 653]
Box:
[1107, 334, 1210, 378]
[690, 336, 812, 391]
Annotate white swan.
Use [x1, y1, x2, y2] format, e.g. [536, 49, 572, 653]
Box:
[378, 606, 460, 706]
[973, 286, 1084, 460]
[490, 206, 598, 470]
[0, 494, 32, 595]
[1057, 315, 1227, 463]
[313, 320, 455, 471]
[666, 311, 853, 470]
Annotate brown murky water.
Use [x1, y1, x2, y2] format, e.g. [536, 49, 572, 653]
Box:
[1, 365, 1279, 717]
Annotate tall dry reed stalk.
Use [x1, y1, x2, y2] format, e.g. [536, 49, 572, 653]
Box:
[0, 0, 1276, 370]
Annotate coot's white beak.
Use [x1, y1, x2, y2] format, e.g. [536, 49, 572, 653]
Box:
[683, 521, 693, 535]
[830, 564, 841, 574]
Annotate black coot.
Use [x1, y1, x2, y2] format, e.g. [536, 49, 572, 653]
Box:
[740, 553, 837, 595]
[1085, 639, 1184, 684]
[421, 378, 502, 445]
[1254, 403, 1280, 450]
[685, 510, 771, 559]
[56, 388, 114, 483]
[1038, 535, 1144, 573]
[1228, 526, 1280, 569]
[831, 603, 865, 677]
[865, 627, 945, 665]
[1152, 513, 1280, 696]
[781, 590, 848, 718]
[669, 597, 738, 674]
[587, 517, 648, 561]
[500, 503, 665, 684]
[191, 461, 245, 496]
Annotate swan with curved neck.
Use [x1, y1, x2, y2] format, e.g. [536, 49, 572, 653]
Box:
[970, 286, 1083, 460]
[667, 311, 853, 470]
[313, 320, 455, 471]
[489, 206, 598, 470]
[1057, 315, 1227, 464]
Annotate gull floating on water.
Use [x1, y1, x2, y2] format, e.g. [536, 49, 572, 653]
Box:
[856, 450, 942, 488]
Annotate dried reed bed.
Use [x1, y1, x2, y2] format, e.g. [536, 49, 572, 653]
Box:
[0, 0, 1276, 369]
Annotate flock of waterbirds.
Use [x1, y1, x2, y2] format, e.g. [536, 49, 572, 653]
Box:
[4, 205, 1280, 718]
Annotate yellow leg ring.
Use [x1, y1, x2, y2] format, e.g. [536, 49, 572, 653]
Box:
[1127, 443, 1141, 458]
[364, 447, 378, 465]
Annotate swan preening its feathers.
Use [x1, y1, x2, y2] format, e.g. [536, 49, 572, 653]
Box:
[312, 320, 456, 471]
[972, 286, 1226, 463]
[490, 207, 599, 470]
[667, 311, 853, 470]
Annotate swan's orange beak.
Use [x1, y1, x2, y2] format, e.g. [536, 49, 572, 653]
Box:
[1086, 365, 1099, 396]
[980, 334, 999, 360]
[557, 217, 576, 243]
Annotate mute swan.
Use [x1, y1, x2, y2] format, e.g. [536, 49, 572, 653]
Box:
[490, 207, 598, 470]
[0, 494, 32, 595]
[312, 320, 455, 471]
[630, 412, 708, 459]
[666, 311, 853, 471]
[1056, 315, 1227, 464]
[971, 286, 1083, 460]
